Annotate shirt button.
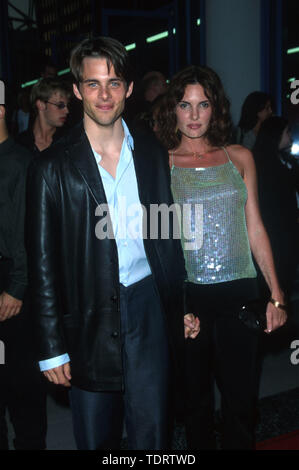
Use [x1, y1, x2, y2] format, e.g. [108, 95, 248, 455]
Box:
[111, 331, 119, 338]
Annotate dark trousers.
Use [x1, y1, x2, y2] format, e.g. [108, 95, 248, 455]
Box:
[69, 275, 171, 450]
[184, 279, 260, 450]
[0, 261, 47, 450]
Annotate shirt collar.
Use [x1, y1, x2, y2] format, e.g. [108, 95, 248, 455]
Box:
[122, 118, 134, 151]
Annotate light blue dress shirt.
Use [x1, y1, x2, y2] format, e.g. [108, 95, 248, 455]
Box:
[39, 120, 151, 372]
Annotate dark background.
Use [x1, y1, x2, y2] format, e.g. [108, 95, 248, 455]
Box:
[1, 0, 299, 129]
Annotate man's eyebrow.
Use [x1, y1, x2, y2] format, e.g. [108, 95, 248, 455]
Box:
[81, 78, 123, 83]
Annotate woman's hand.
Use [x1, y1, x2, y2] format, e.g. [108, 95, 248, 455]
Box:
[184, 313, 200, 339]
[264, 302, 287, 334]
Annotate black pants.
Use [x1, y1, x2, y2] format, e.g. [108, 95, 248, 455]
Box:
[69, 275, 171, 450]
[184, 278, 260, 450]
[0, 260, 47, 450]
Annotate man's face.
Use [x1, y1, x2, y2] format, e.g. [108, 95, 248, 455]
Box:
[73, 57, 133, 128]
[42, 65, 57, 78]
[43, 91, 69, 128]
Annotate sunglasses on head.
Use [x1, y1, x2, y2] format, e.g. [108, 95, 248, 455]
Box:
[46, 101, 68, 109]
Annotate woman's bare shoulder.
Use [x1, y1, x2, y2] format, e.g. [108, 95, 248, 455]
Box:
[226, 144, 255, 166]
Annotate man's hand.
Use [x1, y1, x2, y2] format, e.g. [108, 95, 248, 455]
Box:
[264, 302, 287, 334]
[184, 313, 200, 339]
[0, 291, 22, 321]
[43, 362, 72, 387]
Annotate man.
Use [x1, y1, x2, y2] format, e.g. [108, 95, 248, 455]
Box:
[40, 59, 58, 79]
[124, 70, 167, 127]
[17, 77, 71, 154]
[141, 70, 167, 104]
[0, 104, 47, 449]
[26, 37, 199, 450]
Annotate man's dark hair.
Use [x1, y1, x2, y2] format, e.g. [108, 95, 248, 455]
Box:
[157, 65, 232, 150]
[30, 77, 71, 109]
[70, 36, 133, 87]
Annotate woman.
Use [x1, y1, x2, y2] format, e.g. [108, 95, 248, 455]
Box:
[235, 91, 273, 149]
[253, 116, 299, 300]
[157, 65, 287, 450]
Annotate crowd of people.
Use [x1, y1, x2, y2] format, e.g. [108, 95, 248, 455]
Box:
[0, 35, 298, 451]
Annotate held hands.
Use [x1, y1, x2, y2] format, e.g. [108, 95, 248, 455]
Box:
[184, 313, 200, 339]
[0, 291, 22, 321]
[264, 301, 287, 334]
[43, 362, 72, 387]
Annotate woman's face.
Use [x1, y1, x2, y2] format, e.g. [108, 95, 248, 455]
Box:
[257, 100, 272, 123]
[175, 84, 212, 139]
[279, 126, 292, 151]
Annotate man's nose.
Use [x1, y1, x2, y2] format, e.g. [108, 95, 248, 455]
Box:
[99, 85, 110, 100]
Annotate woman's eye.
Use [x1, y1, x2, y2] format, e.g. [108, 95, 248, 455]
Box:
[200, 101, 209, 108]
[178, 102, 189, 109]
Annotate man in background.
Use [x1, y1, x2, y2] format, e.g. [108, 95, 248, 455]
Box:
[0, 103, 47, 449]
[17, 77, 71, 155]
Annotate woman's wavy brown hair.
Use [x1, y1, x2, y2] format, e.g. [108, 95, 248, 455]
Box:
[157, 65, 233, 150]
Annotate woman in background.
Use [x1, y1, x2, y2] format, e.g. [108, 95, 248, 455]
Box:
[235, 91, 273, 149]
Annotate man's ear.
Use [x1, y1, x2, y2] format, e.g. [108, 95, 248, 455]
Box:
[126, 81, 134, 99]
[36, 99, 47, 111]
[73, 83, 82, 101]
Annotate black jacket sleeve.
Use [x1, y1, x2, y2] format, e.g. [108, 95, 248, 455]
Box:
[26, 158, 67, 360]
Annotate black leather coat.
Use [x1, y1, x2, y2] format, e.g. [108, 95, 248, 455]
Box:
[26, 122, 186, 391]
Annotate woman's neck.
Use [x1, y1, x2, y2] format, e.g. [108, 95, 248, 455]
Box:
[174, 136, 213, 157]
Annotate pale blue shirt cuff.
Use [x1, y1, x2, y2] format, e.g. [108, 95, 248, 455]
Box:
[39, 353, 70, 372]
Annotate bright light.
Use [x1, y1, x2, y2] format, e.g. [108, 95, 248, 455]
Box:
[146, 31, 169, 43]
[197, 18, 201, 26]
[125, 43, 136, 51]
[291, 143, 299, 155]
[287, 47, 299, 55]
[58, 68, 70, 76]
[288, 77, 296, 83]
[21, 78, 39, 88]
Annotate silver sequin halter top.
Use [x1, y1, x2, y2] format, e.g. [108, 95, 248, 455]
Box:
[170, 147, 257, 284]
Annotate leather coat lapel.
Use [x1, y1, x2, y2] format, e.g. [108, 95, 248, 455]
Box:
[68, 123, 108, 206]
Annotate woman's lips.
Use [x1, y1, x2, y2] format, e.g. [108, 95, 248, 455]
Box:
[187, 124, 201, 129]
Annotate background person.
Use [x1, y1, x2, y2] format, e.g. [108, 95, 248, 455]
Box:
[252, 116, 299, 301]
[17, 77, 71, 154]
[0, 104, 47, 450]
[234, 91, 273, 150]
